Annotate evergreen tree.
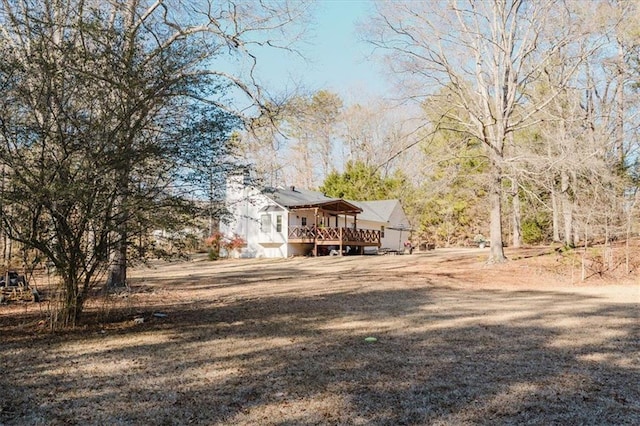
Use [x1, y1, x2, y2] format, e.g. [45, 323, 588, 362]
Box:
[320, 161, 406, 201]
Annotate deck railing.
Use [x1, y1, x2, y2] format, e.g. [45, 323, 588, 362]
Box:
[341, 227, 380, 244]
[288, 226, 317, 240]
[288, 226, 380, 245]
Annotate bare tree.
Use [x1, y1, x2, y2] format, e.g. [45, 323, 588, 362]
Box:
[242, 91, 425, 191]
[517, 0, 640, 252]
[341, 99, 423, 179]
[367, 0, 593, 262]
[275, 90, 343, 188]
[96, 0, 312, 288]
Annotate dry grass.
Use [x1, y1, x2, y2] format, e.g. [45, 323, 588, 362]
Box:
[1, 246, 639, 425]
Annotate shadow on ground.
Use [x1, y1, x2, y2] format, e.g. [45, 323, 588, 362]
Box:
[1, 256, 638, 425]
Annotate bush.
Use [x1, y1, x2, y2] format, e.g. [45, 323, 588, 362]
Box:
[204, 232, 246, 260]
[522, 219, 545, 244]
[207, 248, 219, 261]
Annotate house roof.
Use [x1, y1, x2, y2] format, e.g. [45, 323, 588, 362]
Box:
[258, 205, 285, 212]
[350, 199, 400, 223]
[264, 187, 362, 214]
[260, 186, 412, 225]
[350, 199, 412, 229]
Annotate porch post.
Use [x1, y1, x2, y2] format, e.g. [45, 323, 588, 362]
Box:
[344, 214, 347, 251]
[339, 227, 343, 256]
[313, 207, 318, 256]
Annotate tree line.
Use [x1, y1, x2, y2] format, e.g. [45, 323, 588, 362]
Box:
[0, 0, 638, 327]
[243, 0, 639, 264]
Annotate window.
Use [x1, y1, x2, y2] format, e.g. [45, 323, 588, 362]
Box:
[301, 217, 307, 226]
[260, 214, 271, 233]
[381, 225, 385, 238]
[276, 215, 282, 232]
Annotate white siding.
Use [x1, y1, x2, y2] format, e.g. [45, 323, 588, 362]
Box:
[222, 177, 289, 258]
[385, 203, 412, 251]
[256, 210, 288, 257]
[223, 177, 411, 257]
[346, 201, 411, 251]
[353, 218, 406, 251]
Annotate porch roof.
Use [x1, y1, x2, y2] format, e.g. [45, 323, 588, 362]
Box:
[288, 199, 362, 214]
[264, 187, 362, 214]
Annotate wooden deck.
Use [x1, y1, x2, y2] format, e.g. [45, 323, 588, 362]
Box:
[288, 226, 381, 247]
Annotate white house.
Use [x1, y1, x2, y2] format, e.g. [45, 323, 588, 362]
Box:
[220, 173, 412, 258]
[349, 199, 413, 252]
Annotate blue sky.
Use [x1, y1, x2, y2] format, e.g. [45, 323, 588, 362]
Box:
[257, 0, 388, 102]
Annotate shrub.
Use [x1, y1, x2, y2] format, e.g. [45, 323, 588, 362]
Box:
[204, 233, 246, 259]
[207, 248, 219, 261]
[522, 219, 545, 244]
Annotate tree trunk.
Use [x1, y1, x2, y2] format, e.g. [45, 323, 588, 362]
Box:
[624, 191, 637, 274]
[551, 183, 561, 242]
[107, 188, 128, 289]
[616, 43, 625, 168]
[106, 228, 127, 288]
[560, 170, 573, 247]
[562, 199, 573, 247]
[488, 166, 507, 263]
[55, 274, 85, 329]
[511, 179, 522, 248]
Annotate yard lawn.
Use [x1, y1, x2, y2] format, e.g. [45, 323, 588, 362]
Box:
[1, 247, 639, 425]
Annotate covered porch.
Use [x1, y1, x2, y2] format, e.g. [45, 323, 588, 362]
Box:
[286, 199, 381, 256]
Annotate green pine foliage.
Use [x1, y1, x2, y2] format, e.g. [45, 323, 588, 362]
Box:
[320, 161, 406, 201]
[415, 121, 490, 246]
[521, 219, 547, 244]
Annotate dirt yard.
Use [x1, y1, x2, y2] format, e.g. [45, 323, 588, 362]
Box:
[1, 247, 639, 425]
